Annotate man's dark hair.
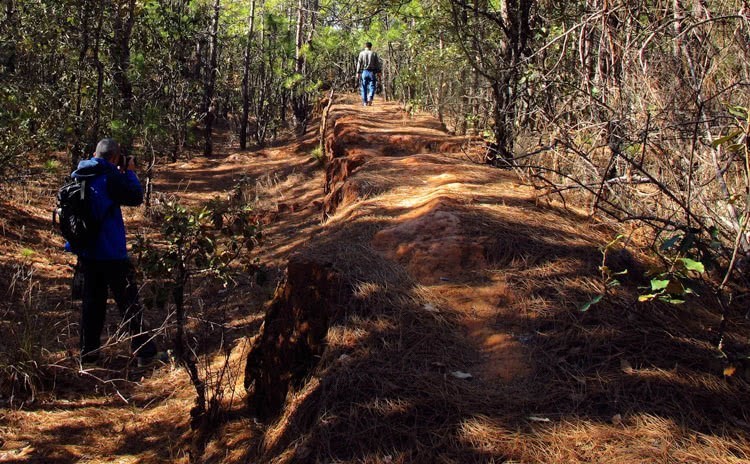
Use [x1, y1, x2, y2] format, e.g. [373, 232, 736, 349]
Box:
[94, 138, 120, 161]
[365, 42, 372, 49]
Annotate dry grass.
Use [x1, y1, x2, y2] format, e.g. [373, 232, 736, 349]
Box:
[227, 95, 750, 464]
[2, 96, 749, 463]
[0, 134, 318, 462]
[492, 414, 750, 463]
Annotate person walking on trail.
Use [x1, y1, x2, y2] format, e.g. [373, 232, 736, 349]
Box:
[356, 42, 381, 106]
[68, 138, 161, 367]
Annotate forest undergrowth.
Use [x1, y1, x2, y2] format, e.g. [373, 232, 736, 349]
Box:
[1, 94, 749, 463]
[3, 0, 750, 461]
[0, 118, 324, 461]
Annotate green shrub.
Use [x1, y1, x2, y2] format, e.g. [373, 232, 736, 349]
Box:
[42, 159, 61, 174]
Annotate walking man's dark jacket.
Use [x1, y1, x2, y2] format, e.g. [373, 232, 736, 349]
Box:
[69, 157, 143, 260]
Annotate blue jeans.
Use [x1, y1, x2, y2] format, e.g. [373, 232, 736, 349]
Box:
[361, 70, 377, 104]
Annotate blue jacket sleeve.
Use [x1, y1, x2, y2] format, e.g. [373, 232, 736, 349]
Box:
[108, 170, 144, 206]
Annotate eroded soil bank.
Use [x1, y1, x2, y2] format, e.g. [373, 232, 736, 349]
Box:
[235, 95, 750, 463]
[2, 95, 749, 463]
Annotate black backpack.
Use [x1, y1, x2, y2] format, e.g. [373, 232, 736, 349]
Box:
[54, 178, 99, 252]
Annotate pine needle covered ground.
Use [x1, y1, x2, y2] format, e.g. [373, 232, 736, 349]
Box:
[1, 95, 749, 463]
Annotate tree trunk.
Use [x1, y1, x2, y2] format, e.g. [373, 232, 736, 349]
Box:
[71, 3, 91, 168]
[291, 0, 308, 131]
[110, 0, 136, 114]
[239, 0, 257, 150]
[254, 12, 269, 145]
[306, 0, 318, 44]
[490, 80, 513, 162]
[436, 35, 445, 123]
[4, 0, 17, 74]
[90, 0, 105, 153]
[203, 0, 221, 156]
[492, 0, 532, 163]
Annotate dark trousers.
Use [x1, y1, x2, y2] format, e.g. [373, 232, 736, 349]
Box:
[80, 259, 156, 360]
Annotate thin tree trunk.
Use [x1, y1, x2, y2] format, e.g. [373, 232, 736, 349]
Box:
[72, 3, 91, 168]
[111, 0, 137, 114]
[292, 0, 307, 130]
[203, 0, 221, 156]
[436, 35, 445, 123]
[254, 13, 268, 145]
[90, 0, 105, 151]
[387, 40, 397, 101]
[239, 0, 257, 150]
[306, 0, 318, 44]
[4, 0, 16, 73]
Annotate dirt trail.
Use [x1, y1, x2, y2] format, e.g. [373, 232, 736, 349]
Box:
[320, 96, 541, 381]
[2, 94, 749, 463]
[232, 95, 750, 463]
[241, 96, 600, 421]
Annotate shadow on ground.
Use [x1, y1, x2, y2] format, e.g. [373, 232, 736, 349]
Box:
[222, 95, 750, 463]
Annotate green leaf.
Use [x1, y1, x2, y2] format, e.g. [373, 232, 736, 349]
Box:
[20, 248, 35, 258]
[727, 143, 745, 153]
[728, 105, 748, 120]
[650, 279, 670, 291]
[579, 294, 603, 312]
[678, 258, 705, 273]
[638, 294, 657, 302]
[711, 130, 741, 148]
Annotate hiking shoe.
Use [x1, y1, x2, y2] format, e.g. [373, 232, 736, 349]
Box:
[136, 351, 170, 368]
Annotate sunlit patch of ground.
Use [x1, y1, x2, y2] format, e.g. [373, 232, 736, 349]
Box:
[2, 94, 749, 463]
[223, 94, 750, 463]
[0, 120, 327, 461]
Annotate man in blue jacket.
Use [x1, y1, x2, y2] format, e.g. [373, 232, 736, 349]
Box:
[70, 138, 158, 366]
